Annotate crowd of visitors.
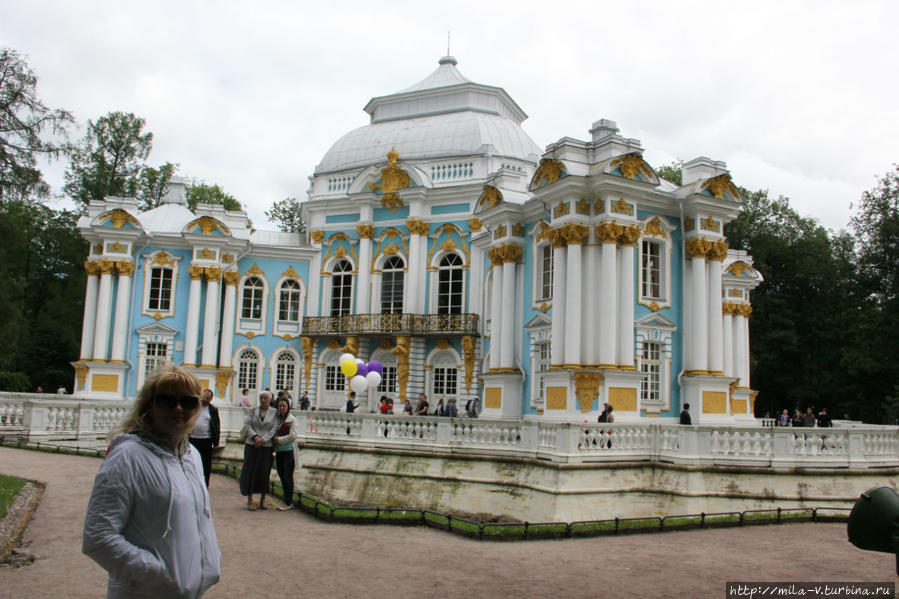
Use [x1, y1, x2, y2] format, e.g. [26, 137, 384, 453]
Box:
[772, 406, 833, 428]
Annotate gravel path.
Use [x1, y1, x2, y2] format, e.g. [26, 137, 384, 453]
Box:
[0, 446, 894, 598]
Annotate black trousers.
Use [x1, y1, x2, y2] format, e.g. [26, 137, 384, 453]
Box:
[275, 450, 295, 506]
[189, 437, 213, 487]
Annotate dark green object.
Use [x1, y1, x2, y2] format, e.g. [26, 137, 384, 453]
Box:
[848, 486, 899, 574]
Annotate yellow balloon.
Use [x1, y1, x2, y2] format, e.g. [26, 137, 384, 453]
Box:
[340, 359, 358, 377]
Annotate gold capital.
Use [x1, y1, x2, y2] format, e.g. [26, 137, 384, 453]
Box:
[468, 217, 483, 233]
[356, 224, 375, 240]
[97, 259, 115, 275]
[595, 222, 623, 244]
[685, 237, 712, 259]
[618, 225, 642, 246]
[498, 243, 522, 264]
[204, 267, 222, 282]
[223, 270, 240, 286]
[406, 218, 430, 236]
[188, 265, 205, 280]
[84, 261, 101, 276]
[115, 260, 135, 276]
[559, 223, 589, 245]
[708, 240, 729, 262]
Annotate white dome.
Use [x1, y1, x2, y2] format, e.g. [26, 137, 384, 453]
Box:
[315, 57, 542, 175]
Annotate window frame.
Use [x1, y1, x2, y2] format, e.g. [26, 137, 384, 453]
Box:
[380, 255, 405, 314]
[141, 250, 181, 319]
[236, 270, 270, 337]
[435, 253, 465, 315]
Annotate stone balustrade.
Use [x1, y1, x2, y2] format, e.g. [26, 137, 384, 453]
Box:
[3, 393, 897, 469]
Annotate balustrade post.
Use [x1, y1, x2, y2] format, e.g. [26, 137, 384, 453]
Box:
[436, 420, 451, 445]
[847, 430, 865, 467]
[555, 423, 578, 461]
[77, 403, 96, 440]
[23, 400, 48, 439]
[520, 421, 538, 455]
[360, 415, 377, 441]
[770, 428, 793, 467]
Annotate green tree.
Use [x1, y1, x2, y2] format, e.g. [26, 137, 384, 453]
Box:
[655, 162, 682, 185]
[136, 161, 178, 210]
[64, 111, 152, 206]
[0, 48, 73, 203]
[725, 189, 864, 419]
[186, 181, 241, 212]
[265, 196, 305, 233]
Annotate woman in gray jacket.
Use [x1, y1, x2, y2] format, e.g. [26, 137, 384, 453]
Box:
[240, 391, 278, 510]
[83, 362, 221, 599]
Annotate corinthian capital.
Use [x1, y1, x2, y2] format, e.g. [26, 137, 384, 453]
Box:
[595, 222, 623, 244]
[618, 225, 642, 247]
[205, 266, 223, 282]
[356, 224, 375, 240]
[223, 270, 241, 286]
[84, 261, 101, 276]
[406, 218, 430, 236]
[188, 265, 205, 280]
[707, 240, 730, 261]
[559, 223, 589, 245]
[685, 237, 712, 259]
[498, 243, 522, 264]
[115, 260, 135, 276]
[97, 259, 115, 275]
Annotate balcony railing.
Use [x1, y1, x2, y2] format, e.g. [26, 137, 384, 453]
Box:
[302, 313, 480, 337]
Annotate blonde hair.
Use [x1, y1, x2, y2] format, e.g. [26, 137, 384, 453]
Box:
[111, 362, 202, 444]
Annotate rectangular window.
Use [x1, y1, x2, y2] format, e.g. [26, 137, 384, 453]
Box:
[148, 268, 173, 311]
[433, 367, 457, 396]
[275, 362, 295, 391]
[144, 342, 167, 378]
[238, 359, 258, 390]
[377, 366, 398, 394]
[381, 271, 404, 314]
[279, 287, 301, 322]
[641, 241, 662, 300]
[640, 342, 661, 403]
[536, 341, 551, 399]
[539, 245, 553, 301]
[325, 365, 346, 392]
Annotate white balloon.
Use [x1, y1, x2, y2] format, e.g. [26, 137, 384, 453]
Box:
[339, 353, 355, 365]
[350, 375, 368, 393]
[365, 371, 382, 387]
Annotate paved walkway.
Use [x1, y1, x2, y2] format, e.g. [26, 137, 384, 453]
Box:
[0, 446, 893, 598]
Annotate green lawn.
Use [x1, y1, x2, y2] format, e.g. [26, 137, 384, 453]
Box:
[0, 474, 26, 520]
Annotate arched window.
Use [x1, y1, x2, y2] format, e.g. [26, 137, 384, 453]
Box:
[242, 277, 264, 319]
[279, 279, 301, 322]
[331, 260, 353, 316]
[274, 352, 296, 393]
[430, 351, 459, 400]
[437, 253, 464, 314]
[237, 349, 260, 391]
[381, 256, 404, 314]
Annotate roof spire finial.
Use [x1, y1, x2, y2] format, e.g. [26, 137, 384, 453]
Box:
[447, 30, 451, 56]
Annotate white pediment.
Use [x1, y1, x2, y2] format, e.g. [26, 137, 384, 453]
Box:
[635, 312, 677, 331]
[136, 322, 179, 336]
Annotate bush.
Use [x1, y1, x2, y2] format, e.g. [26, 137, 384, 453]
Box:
[0, 371, 30, 392]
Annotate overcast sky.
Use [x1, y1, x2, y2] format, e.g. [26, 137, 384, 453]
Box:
[4, 0, 897, 231]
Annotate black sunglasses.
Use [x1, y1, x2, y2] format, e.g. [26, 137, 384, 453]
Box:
[153, 393, 199, 411]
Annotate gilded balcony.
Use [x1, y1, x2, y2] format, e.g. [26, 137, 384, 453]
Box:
[302, 313, 480, 337]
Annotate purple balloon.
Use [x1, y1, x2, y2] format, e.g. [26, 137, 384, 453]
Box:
[367, 360, 383, 375]
[356, 363, 369, 377]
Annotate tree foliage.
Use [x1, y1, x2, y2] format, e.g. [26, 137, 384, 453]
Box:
[64, 111, 153, 206]
[136, 161, 178, 210]
[655, 162, 682, 185]
[0, 48, 73, 203]
[265, 196, 305, 233]
[185, 181, 241, 212]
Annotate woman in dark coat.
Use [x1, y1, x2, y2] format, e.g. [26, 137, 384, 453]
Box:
[240, 392, 278, 510]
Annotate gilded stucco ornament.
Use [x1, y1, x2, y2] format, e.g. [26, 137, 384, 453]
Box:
[478, 185, 503, 209]
[356, 224, 375, 240]
[93, 243, 103, 255]
[685, 237, 712, 259]
[728, 288, 743, 298]
[684, 217, 695, 231]
[707, 240, 729, 261]
[576, 199, 591, 215]
[618, 225, 642, 247]
[204, 267, 222, 282]
[596, 222, 623, 244]
[721, 302, 738, 315]
[700, 216, 721, 233]
[223, 271, 241, 286]
[702, 174, 739, 200]
[644, 217, 667, 238]
[461, 335, 476, 393]
[282, 265, 299, 279]
[245, 263, 264, 276]
[727, 261, 752, 276]
[365, 149, 412, 211]
[215, 371, 232, 398]
[84, 261, 101, 276]
[188, 265, 205, 280]
[531, 158, 566, 188]
[649, 301, 660, 313]
[300, 337, 315, 387]
[560, 223, 589, 245]
[610, 153, 653, 180]
[115, 260, 135, 276]
[493, 225, 507, 240]
[611, 199, 634, 216]
[108, 242, 127, 253]
[151, 252, 174, 267]
[441, 240, 458, 252]
[97, 259, 115, 274]
[311, 230, 325, 244]
[341, 336, 360, 357]
[108, 209, 138, 229]
[512, 223, 525, 237]
[468, 217, 483, 233]
[198, 248, 215, 259]
[73, 364, 88, 388]
[498, 243, 522, 264]
[406, 218, 430, 236]
[573, 372, 603, 413]
[487, 246, 503, 266]
[553, 202, 570, 219]
[538, 303, 550, 313]
[392, 336, 411, 402]
[383, 243, 400, 256]
[334, 247, 347, 259]
[222, 253, 234, 263]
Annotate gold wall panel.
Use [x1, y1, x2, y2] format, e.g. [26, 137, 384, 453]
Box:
[702, 391, 727, 414]
[731, 398, 747, 414]
[91, 374, 119, 393]
[546, 386, 567, 410]
[609, 387, 637, 412]
[484, 387, 502, 409]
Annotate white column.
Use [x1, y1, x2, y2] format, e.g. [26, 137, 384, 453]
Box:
[92, 260, 115, 361]
[219, 273, 238, 367]
[110, 261, 134, 362]
[469, 244, 484, 318]
[598, 225, 618, 368]
[550, 241, 567, 367]
[80, 263, 100, 359]
[416, 228, 428, 313]
[500, 253, 518, 369]
[489, 249, 503, 371]
[734, 308, 747, 386]
[584, 241, 600, 365]
[617, 229, 637, 368]
[405, 231, 420, 313]
[184, 266, 204, 366]
[707, 245, 726, 375]
[308, 235, 323, 317]
[686, 239, 708, 373]
[201, 270, 221, 367]
[564, 238, 584, 366]
[356, 226, 373, 314]
[722, 305, 734, 378]
[741, 306, 751, 387]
